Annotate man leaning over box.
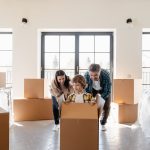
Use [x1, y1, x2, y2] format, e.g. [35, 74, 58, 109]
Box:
[84, 64, 111, 131]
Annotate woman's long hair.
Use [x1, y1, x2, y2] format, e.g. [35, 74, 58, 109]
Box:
[55, 70, 70, 89]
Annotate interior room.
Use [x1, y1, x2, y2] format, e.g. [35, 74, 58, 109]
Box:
[0, 0, 150, 150]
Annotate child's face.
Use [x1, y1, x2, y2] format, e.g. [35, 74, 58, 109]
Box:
[72, 82, 83, 93]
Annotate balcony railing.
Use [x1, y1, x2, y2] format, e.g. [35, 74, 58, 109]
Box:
[2, 70, 150, 90]
[142, 72, 150, 90]
[44, 70, 150, 90]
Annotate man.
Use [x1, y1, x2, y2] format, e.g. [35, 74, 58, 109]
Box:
[84, 64, 111, 131]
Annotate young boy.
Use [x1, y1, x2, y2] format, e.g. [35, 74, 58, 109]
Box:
[66, 74, 100, 107]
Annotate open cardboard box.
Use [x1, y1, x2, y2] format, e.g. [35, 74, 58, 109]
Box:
[60, 103, 98, 150]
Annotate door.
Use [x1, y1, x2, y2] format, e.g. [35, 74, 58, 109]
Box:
[41, 32, 113, 80]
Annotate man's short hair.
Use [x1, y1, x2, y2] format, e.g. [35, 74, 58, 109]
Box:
[89, 64, 101, 72]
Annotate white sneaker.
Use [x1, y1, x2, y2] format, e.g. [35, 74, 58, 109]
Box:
[53, 125, 59, 131]
[57, 124, 60, 129]
[101, 125, 106, 131]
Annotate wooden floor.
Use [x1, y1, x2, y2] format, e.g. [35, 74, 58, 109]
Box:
[9, 119, 150, 150]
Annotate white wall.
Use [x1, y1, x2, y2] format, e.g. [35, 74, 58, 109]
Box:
[0, 0, 149, 97]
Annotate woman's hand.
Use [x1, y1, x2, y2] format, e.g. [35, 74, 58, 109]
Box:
[64, 100, 70, 104]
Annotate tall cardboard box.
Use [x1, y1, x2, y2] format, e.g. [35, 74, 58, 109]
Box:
[113, 79, 142, 104]
[13, 98, 53, 121]
[0, 107, 9, 150]
[111, 103, 138, 123]
[0, 72, 6, 88]
[24, 79, 50, 99]
[60, 103, 98, 150]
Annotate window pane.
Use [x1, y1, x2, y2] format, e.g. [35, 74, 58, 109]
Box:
[60, 53, 75, 69]
[45, 69, 75, 80]
[0, 67, 12, 86]
[0, 51, 12, 66]
[142, 34, 150, 50]
[0, 34, 12, 50]
[79, 70, 87, 75]
[79, 53, 94, 69]
[142, 68, 150, 90]
[65, 70, 75, 78]
[60, 36, 75, 52]
[45, 53, 59, 69]
[45, 36, 59, 52]
[44, 70, 56, 81]
[142, 68, 150, 84]
[142, 52, 150, 67]
[79, 36, 94, 52]
[95, 53, 110, 69]
[95, 36, 110, 52]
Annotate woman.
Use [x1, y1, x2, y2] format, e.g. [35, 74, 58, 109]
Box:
[50, 70, 73, 131]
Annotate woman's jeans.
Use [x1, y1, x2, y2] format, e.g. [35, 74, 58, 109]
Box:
[52, 96, 59, 125]
[52, 95, 64, 125]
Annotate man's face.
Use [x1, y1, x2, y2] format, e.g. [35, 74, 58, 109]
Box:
[89, 71, 100, 81]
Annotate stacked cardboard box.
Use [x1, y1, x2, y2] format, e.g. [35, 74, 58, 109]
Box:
[111, 103, 138, 123]
[24, 79, 49, 99]
[113, 79, 142, 123]
[0, 72, 6, 88]
[0, 107, 9, 150]
[60, 103, 98, 150]
[13, 79, 53, 121]
[13, 98, 53, 121]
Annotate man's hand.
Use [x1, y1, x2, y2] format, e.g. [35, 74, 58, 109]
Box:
[90, 99, 96, 106]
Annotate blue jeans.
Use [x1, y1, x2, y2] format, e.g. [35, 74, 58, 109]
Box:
[52, 96, 59, 125]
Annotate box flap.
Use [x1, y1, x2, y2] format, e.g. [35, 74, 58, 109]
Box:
[61, 103, 97, 119]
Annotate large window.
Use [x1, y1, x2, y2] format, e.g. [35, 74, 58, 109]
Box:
[0, 32, 12, 87]
[142, 32, 150, 90]
[41, 32, 113, 80]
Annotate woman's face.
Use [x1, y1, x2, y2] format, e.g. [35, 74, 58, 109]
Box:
[57, 75, 65, 85]
[72, 82, 83, 93]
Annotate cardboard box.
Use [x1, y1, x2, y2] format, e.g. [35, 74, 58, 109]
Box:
[60, 103, 98, 150]
[113, 79, 142, 104]
[0, 72, 6, 88]
[111, 102, 138, 123]
[13, 98, 53, 121]
[24, 79, 50, 99]
[0, 107, 9, 150]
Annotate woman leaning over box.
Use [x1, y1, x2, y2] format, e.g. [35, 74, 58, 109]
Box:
[50, 70, 73, 131]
